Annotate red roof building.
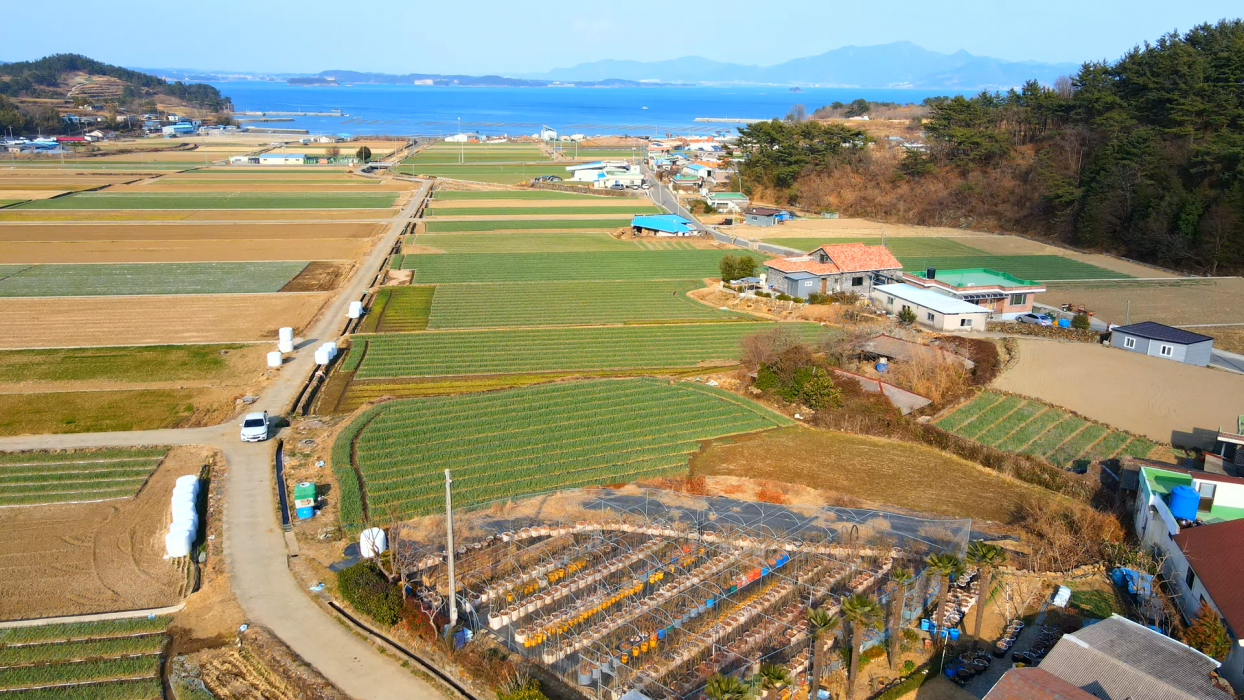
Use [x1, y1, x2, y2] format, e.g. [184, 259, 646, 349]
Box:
[764, 243, 902, 298]
[1173, 518, 1244, 637]
[984, 667, 1098, 700]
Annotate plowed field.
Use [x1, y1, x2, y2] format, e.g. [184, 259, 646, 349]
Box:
[0, 293, 329, 348]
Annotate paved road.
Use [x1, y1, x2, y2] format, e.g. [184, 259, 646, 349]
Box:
[642, 171, 802, 256]
[0, 181, 448, 700]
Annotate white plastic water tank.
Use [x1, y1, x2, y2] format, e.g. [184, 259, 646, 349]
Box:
[277, 338, 294, 354]
[360, 527, 388, 558]
[278, 327, 294, 343]
[165, 530, 193, 558]
[267, 351, 283, 368]
[348, 300, 363, 319]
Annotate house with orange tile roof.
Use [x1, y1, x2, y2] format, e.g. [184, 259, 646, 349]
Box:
[764, 243, 902, 298]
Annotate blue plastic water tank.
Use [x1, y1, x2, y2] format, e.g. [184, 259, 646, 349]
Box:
[1169, 484, 1200, 521]
[876, 358, 890, 373]
[1058, 318, 1071, 328]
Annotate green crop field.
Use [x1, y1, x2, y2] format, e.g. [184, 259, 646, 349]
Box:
[333, 378, 794, 523]
[351, 322, 828, 377]
[16, 191, 398, 210]
[0, 344, 250, 383]
[357, 286, 435, 333]
[398, 250, 762, 282]
[935, 391, 1155, 467]
[423, 218, 631, 232]
[426, 205, 660, 217]
[901, 255, 1129, 281]
[0, 446, 168, 506]
[0, 616, 169, 699]
[766, 237, 987, 258]
[432, 190, 611, 200]
[426, 280, 744, 328]
[405, 151, 548, 165]
[0, 261, 309, 297]
[395, 164, 568, 184]
[414, 232, 638, 253]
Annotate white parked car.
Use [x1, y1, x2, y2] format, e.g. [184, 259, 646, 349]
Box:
[1016, 313, 1053, 326]
[240, 411, 269, 442]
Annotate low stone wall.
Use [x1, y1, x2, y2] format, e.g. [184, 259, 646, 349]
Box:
[998, 562, 1106, 582]
[525, 182, 641, 197]
[988, 321, 1103, 343]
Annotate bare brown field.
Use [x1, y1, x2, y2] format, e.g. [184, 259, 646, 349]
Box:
[1196, 326, 1244, 355]
[0, 293, 330, 348]
[992, 338, 1244, 448]
[0, 209, 393, 222]
[0, 238, 366, 263]
[0, 445, 211, 620]
[0, 189, 67, 200]
[1038, 278, 1244, 326]
[0, 222, 381, 241]
[691, 426, 1059, 523]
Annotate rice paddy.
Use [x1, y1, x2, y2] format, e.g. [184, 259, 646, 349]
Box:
[934, 391, 1155, 467]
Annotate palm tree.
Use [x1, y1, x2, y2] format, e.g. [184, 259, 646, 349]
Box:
[965, 542, 1007, 649]
[806, 607, 840, 700]
[756, 663, 791, 696]
[923, 553, 964, 632]
[841, 593, 884, 700]
[887, 567, 914, 672]
[706, 673, 753, 700]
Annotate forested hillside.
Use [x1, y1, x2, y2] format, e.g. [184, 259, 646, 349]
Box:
[736, 20, 1244, 275]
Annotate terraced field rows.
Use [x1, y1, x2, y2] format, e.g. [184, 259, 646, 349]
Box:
[414, 232, 637, 253]
[398, 250, 755, 282]
[17, 191, 398, 210]
[426, 205, 658, 217]
[432, 190, 608, 200]
[339, 378, 793, 521]
[935, 391, 1156, 467]
[423, 219, 631, 232]
[426, 280, 743, 328]
[351, 322, 829, 377]
[357, 286, 435, 333]
[0, 616, 170, 699]
[0, 261, 310, 297]
[0, 447, 169, 506]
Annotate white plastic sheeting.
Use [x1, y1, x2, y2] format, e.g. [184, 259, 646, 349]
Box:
[360, 527, 388, 559]
[165, 475, 201, 558]
[278, 327, 294, 342]
[277, 338, 294, 354]
[267, 351, 283, 368]
[348, 300, 363, 319]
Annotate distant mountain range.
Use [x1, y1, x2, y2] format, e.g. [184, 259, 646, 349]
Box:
[521, 41, 1080, 89]
[129, 41, 1081, 91]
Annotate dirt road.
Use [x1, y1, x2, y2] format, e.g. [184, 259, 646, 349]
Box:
[0, 181, 448, 700]
[993, 338, 1244, 449]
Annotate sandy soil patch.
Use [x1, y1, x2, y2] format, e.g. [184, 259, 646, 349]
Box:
[0, 190, 67, 200]
[993, 338, 1244, 448]
[279, 261, 353, 292]
[0, 445, 212, 620]
[0, 222, 381, 241]
[0, 239, 367, 263]
[1038, 278, 1244, 326]
[0, 293, 329, 348]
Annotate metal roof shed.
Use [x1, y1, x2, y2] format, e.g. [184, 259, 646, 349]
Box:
[631, 214, 696, 237]
[1110, 321, 1214, 366]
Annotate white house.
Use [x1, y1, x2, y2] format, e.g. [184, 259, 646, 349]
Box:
[444, 133, 471, 143]
[870, 283, 991, 332]
[565, 161, 641, 188]
[256, 153, 306, 165]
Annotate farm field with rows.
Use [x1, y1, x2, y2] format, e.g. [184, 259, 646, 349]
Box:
[397, 250, 759, 282]
[425, 280, 745, 328]
[15, 191, 399, 210]
[431, 190, 611, 200]
[425, 205, 660, 217]
[0, 261, 311, 297]
[412, 231, 638, 253]
[0, 616, 170, 699]
[423, 218, 631, 232]
[356, 286, 435, 333]
[349, 322, 828, 377]
[935, 391, 1156, 468]
[333, 378, 794, 523]
[394, 164, 569, 184]
[0, 447, 168, 506]
[766, 236, 987, 258]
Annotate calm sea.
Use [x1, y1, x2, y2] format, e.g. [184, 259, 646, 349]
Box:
[207, 82, 966, 137]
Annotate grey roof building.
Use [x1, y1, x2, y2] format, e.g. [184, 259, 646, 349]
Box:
[1109, 322, 1214, 366]
[1039, 615, 1234, 700]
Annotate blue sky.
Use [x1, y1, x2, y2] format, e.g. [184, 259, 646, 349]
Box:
[4, 0, 1239, 75]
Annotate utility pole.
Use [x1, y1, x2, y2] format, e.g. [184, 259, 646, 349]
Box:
[444, 469, 458, 637]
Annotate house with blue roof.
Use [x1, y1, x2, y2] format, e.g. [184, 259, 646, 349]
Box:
[631, 214, 697, 237]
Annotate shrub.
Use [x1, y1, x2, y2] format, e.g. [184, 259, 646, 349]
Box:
[807, 292, 829, 304]
[897, 306, 917, 324]
[775, 293, 792, 301]
[498, 679, 549, 700]
[792, 297, 807, 303]
[828, 290, 861, 304]
[1183, 607, 1232, 661]
[1071, 312, 1092, 330]
[337, 561, 403, 626]
[718, 253, 757, 282]
[755, 291, 772, 298]
[901, 660, 916, 675]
